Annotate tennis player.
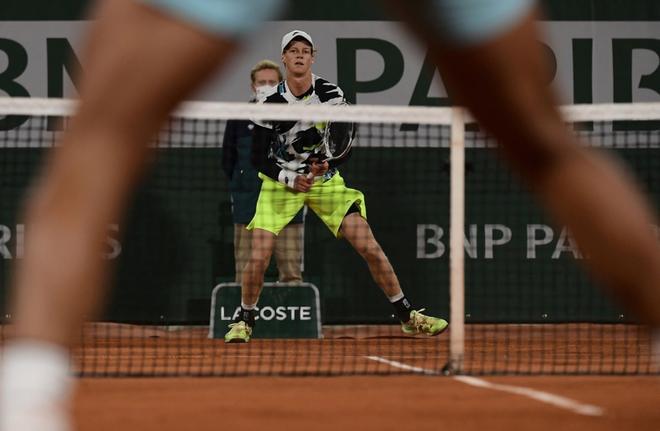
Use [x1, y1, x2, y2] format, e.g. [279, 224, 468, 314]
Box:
[223, 30, 448, 343]
[1, 0, 659, 430]
[223, 59, 304, 284]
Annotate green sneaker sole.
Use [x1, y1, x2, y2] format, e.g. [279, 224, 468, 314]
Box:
[224, 336, 250, 343]
[223, 322, 252, 343]
[401, 319, 449, 336]
[430, 320, 449, 336]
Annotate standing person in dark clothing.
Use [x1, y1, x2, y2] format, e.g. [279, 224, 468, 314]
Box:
[222, 60, 304, 284]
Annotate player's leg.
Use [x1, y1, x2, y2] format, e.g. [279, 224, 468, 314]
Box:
[394, 1, 660, 326]
[226, 176, 305, 342]
[234, 224, 252, 284]
[308, 175, 399, 296]
[241, 228, 277, 306]
[307, 174, 399, 296]
[339, 213, 400, 297]
[11, 0, 235, 350]
[340, 212, 447, 336]
[274, 222, 304, 283]
[224, 228, 276, 343]
[0, 0, 240, 429]
[308, 173, 447, 335]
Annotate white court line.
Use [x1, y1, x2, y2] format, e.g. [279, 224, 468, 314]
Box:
[366, 356, 439, 375]
[366, 356, 605, 417]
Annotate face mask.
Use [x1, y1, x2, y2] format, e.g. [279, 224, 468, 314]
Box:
[254, 85, 274, 100]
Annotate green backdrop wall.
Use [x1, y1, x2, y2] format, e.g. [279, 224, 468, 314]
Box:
[0, 0, 658, 324]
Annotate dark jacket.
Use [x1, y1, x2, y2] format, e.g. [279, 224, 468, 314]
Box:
[222, 118, 304, 225]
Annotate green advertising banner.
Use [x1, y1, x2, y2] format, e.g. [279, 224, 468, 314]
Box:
[2, 143, 656, 324]
[210, 283, 322, 339]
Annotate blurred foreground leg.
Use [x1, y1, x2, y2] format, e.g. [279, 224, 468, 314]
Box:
[393, 2, 660, 326]
[0, 0, 236, 429]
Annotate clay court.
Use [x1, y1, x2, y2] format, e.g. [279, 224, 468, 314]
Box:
[58, 322, 660, 430]
[66, 323, 655, 376]
[73, 375, 659, 431]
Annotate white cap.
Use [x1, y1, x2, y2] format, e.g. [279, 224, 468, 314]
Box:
[281, 30, 314, 53]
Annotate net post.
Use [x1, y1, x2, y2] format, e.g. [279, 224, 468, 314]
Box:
[446, 106, 465, 374]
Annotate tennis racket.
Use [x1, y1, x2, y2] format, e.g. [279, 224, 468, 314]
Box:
[306, 121, 356, 179]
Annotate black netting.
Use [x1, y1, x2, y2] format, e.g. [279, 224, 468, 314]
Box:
[0, 109, 657, 376]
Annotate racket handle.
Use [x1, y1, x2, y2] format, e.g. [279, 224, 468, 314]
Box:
[306, 172, 314, 180]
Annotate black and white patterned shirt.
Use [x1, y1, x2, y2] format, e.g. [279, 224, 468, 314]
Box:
[251, 74, 352, 187]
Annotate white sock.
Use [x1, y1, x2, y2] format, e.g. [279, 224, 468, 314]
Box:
[241, 302, 257, 310]
[387, 292, 405, 303]
[1, 340, 73, 430]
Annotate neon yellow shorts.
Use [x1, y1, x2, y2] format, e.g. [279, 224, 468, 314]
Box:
[248, 172, 367, 238]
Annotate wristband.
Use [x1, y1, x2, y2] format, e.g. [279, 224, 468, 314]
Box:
[277, 170, 298, 188]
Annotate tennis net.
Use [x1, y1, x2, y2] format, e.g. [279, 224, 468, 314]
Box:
[0, 97, 658, 376]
